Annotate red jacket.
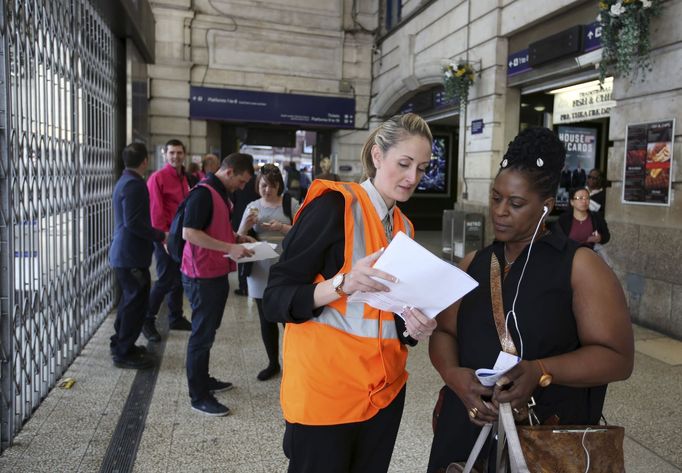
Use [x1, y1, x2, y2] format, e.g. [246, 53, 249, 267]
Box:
[147, 163, 189, 232]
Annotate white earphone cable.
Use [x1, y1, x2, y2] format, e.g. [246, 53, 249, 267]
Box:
[504, 207, 548, 360]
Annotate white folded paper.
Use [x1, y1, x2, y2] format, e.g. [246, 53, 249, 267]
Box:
[224, 242, 278, 262]
[347, 231, 478, 318]
[475, 351, 520, 387]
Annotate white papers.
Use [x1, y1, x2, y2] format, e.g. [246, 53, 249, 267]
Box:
[224, 242, 278, 262]
[347, 231, 478, 318]
[475, 351, 520, 387]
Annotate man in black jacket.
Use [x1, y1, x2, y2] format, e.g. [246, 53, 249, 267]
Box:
[109, 143, 166, 369]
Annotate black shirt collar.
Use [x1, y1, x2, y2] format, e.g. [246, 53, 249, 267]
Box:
[204, 173, 228, 200]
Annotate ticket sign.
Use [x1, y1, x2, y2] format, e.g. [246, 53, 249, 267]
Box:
[552, 78, 614, 124]
[622, 119, 675, 206]
[190, 86, 355, 129]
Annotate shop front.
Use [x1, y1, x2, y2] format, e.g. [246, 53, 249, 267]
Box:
[505, 3, 613, 214]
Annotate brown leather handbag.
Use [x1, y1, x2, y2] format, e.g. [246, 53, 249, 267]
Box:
[516, 423, 625, 473]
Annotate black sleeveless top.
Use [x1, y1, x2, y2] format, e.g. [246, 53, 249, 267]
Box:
[428, 231, 607, 469]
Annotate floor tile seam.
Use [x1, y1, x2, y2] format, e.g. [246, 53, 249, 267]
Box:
[625, 433, 682, 470]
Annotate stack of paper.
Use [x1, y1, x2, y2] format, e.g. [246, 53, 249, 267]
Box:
[224, 242, 278, 262]
[347, 232, 478, 318]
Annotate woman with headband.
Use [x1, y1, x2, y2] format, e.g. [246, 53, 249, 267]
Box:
[427, 127, 633, 472]
[264, 113, 438, 473]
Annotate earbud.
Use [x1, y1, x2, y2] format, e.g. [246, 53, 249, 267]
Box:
[542, 205, 548, 216]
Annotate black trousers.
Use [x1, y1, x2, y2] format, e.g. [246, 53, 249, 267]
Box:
[182, 274, 229, 403]
[147, 242, 184, 324]
[255, 298, 279, 367]
[110, 267, 151, 359]
[283, 385, 406, 473]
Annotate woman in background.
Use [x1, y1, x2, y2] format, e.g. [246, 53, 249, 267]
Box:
[555, 186, 610, 249]
[238, 164, 299, 381]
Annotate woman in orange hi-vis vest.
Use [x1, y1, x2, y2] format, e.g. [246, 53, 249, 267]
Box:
[263, 113, 438, 473]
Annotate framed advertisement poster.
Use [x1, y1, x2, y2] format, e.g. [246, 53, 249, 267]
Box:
[555, 126, 598, 211]
[622, 119, 675, 206]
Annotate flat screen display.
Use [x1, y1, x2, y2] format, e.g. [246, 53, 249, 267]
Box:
[416, 134, 450, 195]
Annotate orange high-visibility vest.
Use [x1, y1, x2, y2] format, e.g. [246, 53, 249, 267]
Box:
[280, 180, 414, 425]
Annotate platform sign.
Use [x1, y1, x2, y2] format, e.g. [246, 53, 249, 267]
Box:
[190, 86, 355, 129]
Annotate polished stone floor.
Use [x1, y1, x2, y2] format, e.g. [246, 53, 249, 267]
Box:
[0, 232, 680, 472]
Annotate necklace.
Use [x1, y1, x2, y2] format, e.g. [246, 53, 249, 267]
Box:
[503, 245, 515, 274]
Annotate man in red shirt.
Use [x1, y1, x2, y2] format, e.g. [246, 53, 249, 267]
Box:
[144, 139, 193, 341]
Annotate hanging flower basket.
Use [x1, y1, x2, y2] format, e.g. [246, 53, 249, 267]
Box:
[597, 0, 664, 83]
[442, 61, 475, 107]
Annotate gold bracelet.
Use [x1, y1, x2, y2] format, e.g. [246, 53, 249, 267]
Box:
[536, 359, 553, 388]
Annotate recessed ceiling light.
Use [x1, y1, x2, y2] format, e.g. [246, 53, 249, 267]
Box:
[521, 102, 529, 107]
[533, 105, 546, 112]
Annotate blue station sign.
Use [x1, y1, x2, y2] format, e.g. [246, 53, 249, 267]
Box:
[190, 86, 356, 129]
[507, 49, 531, 76]
[583, 21, 603, 52]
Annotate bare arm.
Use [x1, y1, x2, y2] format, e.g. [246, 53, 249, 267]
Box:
[544, 247, 633, 385]
[494, 247, 634, 406]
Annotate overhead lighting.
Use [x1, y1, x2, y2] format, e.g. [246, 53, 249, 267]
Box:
[533, 105, 546, 112]
[521, 102, 529, 107]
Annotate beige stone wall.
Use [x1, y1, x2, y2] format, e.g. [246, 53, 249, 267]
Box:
[370, 0, 682, 337]
[605, 0, 682, 337]
[148, 0, 376, 168]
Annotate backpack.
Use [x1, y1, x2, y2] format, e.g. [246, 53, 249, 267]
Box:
[166, 186, 201, 263]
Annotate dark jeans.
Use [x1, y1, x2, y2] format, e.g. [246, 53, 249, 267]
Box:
[283, 386, 406, 473]
[110, 267, 151, 359]
[182, 274, 229, 403]
[255, 298, 280, 367]
[147, 242, 184, 324]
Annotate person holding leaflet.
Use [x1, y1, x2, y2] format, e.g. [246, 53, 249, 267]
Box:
[263, 113, 438, 473]
[427, 127, 633, 472]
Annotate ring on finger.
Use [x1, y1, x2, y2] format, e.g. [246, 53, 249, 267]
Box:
[468, 407, 479, 419]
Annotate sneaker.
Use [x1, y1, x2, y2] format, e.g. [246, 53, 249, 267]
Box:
[257, 364, 281, 381]
[208, 377, 234, 393]
[191, 396, 230, 417]
[142, 321, 161, 342]
[169, 317, 192, 331]
[113, 353, 154, 370]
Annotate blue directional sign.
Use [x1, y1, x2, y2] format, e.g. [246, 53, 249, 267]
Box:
[583, 21, 603, 52]
[190, 86, 356, 129]
[507, 49, 531, 76]
[471, 119, 484, 135]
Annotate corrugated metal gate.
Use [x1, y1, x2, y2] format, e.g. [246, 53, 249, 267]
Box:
[0, 0, 122, 450]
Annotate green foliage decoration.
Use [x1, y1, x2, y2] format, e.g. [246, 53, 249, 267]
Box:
[598, 0, 664, 83]
[442, 61, 475, 107]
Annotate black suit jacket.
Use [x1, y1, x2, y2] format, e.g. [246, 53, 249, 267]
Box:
[109, 170, 165, 268]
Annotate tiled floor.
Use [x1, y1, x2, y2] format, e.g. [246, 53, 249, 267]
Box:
[0, 232, 681, 472]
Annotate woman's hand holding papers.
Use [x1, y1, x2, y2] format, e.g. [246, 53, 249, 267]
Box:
[402, 307, 436, 341]
[342, 249, 398, 295]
